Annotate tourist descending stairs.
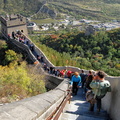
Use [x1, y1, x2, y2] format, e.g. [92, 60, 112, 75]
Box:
[59, 88, 111, 120]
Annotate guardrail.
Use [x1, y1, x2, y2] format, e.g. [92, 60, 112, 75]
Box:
[46, 87, 72, 120]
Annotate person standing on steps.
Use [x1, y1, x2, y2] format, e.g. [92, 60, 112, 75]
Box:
[85, 70, 94, 93]
[12, 31, 15, 39]
[80, 70, 87, 88]
[70, 72, 81, 95]
[30, 44, 34, 51]
[67, 70, 72, 79]
[50, 67, 54, 74]
[41, 56, 44, 63]
[89, 71, 111, 112]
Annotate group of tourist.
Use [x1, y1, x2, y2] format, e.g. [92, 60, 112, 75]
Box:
[35, 51, 111, 113]
[42, 65, 74, 78]
[8, 30, 35, 52]
[70, 70, 111, 113]
[10, 31, 28, 44]
[41, 61, 111, 113]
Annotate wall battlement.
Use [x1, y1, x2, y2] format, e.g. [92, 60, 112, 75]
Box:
[0, 14, 26, 27]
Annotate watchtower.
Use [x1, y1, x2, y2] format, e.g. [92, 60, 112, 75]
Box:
[0, 14, 28, 38]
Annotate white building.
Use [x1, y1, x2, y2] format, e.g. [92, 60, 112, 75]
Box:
[27, 22, 40, 31]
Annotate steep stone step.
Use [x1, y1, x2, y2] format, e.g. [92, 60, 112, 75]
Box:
[59, 113, 108, 120]
[64, 104, 108, 119]
[58, 88, 110, 120]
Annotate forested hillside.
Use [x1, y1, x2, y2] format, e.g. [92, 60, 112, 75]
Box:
[0, 40, 46, 103]
[30, 28, 120, 76]
[0, 0, 42, 16]
[0, 0, 120, 21]
[47, 0, 120, 21]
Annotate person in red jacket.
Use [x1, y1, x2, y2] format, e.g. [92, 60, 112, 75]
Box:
[67, 70, 72, 79]
[60, 69, 67, 78]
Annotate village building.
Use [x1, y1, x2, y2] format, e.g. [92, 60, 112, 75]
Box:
[85, 22, 120, 36]
[85, 25, 96, 36]
[27, 22, 40, 31]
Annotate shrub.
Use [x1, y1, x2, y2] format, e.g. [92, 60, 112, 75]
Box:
[4, 50, 18, 64]
[0, 62, 46, 103]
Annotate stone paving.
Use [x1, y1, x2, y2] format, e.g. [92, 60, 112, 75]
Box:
[59, 88, 111, 120]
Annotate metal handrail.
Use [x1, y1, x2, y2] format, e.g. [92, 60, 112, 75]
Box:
[46, 87, 72, 120]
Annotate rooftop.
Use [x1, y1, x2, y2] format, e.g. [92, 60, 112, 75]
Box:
[1, 14, 25, 21]
[0, 14, 26, 27]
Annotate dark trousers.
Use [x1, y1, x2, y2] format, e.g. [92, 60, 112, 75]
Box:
[89, 95, 105, 111]
[72, 82, 79, 95]
[82, 80, 85, 88]
[96, 96, 102, 110]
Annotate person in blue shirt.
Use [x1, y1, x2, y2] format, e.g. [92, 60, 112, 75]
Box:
[70, 72, 81, 95]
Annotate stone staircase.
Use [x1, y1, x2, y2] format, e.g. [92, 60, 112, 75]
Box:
[59, 88, 111, 120]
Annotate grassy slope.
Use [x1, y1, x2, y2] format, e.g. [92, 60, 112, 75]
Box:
[0, 0, 120, 21]
[32, 18, 58, 24]
[0, 39, 46, 103]
[0, 0, 42, 16]
[48, 0, 120, 21]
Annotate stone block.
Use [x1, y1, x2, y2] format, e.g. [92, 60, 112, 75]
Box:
[0, 112, 14, 120]
[6, 105, 37, 120]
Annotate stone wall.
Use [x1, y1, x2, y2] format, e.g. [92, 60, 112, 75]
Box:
[45, 74, 64, 90]
[0, 79, 69, 120]
[7, 17, 26, 27]
[0, 38, 69, 120]
[56, 67, 120, 120]
[25, 35, 55, 67]
[8, 38, 37, 64]
[56, 66, 89, 73]
[102, 76, 120, 120]
[7, 38, 63, 90]
[7, 24, 28, 36]
[56, 66, 120, 120]
[0, 15, 28, 37]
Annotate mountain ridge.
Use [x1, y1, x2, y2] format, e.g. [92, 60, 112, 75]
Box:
[0, 0, 120, 21]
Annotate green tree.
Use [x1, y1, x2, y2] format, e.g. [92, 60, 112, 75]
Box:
[4, 50, 18, 64]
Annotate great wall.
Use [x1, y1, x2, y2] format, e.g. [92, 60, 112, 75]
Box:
[0, 15, 120, 120]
